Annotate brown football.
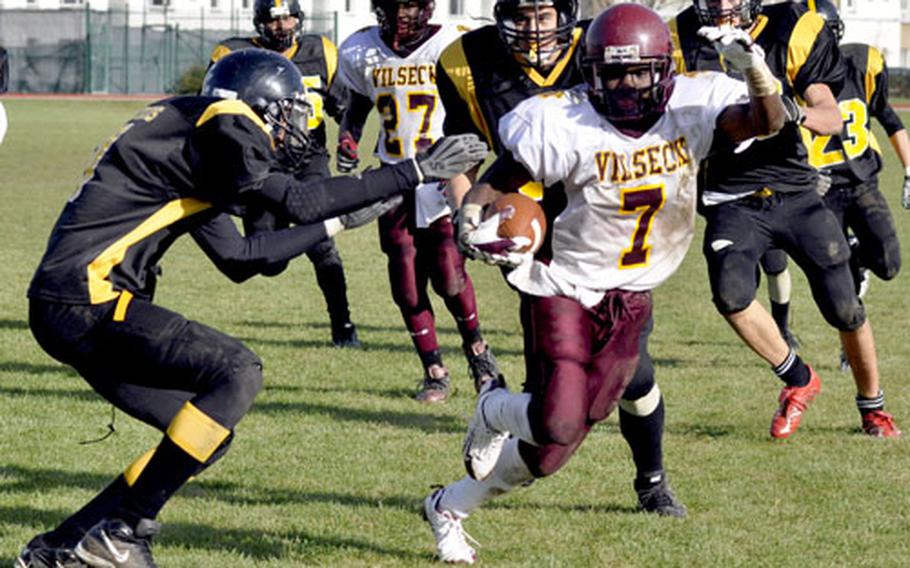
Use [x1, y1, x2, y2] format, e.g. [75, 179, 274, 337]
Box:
[484, 193, 547, 254]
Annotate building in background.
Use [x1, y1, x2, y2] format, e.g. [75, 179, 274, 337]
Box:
[0, 0, 908, 93]
[0, 0, 498, 92]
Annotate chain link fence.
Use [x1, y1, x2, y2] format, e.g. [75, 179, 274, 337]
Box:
[0, 7, 337, 94]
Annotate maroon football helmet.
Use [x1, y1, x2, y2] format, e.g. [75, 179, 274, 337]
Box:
[373, 0, 436, 52]
[580, 4, 675, 126]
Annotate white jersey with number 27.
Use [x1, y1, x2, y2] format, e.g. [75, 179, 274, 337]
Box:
[337, 23, 466, 164]
[501, 73, 748, 303]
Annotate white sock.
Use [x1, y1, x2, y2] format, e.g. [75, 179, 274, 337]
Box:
[484, 389, 537, 445]
[768, 269, 791, 304]
[439, 438, 533, 517]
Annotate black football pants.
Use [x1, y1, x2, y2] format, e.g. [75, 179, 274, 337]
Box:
[702, 190, 864, 331]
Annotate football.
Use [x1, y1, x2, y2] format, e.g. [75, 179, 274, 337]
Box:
[484, 193, 547, 254]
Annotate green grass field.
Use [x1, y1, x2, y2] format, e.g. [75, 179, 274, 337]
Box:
[0, 98, 908, 567]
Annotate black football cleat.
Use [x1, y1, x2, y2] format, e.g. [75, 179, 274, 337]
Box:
[332, 322, 362, 349]
[15, 543, 87, 568]
[415, 367, 452, 404]
[75, 519, 160, 568]
[635, 477, 687, 518]
[464, 343, 505, 394]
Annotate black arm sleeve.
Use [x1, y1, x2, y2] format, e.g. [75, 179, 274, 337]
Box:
[257, 160, 421, 225]
[191, 213, 329, 283]
[338, 90, 374, 142]
[869, 59, 905, 136]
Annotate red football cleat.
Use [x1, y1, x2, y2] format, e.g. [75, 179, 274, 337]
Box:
[770, 366, 822, 439]
[862, 410, 902, 438]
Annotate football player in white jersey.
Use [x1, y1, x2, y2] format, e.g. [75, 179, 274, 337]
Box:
[421, 4, 786, 563]
[335, 0, 502, 403]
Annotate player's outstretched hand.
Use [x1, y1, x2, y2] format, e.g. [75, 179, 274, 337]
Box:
[902, 175, 910, 210]
[336, 132, 360, 174]
[339, 196, 403, 230]
[415, 134, 488, 182]
[459, 208, 531, 268]
[698, 26, 766, 73]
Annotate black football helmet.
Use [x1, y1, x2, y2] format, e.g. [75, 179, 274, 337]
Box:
[373, 0, 435, 51]
[253, 0, 303, 51]
[494, 0, 578, 71]
[810, 0, 844, 42]
[202, 49, 312, 166]
[581, 4, 675, 125]
[693, 0, 762, 28]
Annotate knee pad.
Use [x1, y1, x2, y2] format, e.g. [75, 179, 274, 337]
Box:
[430, 263, 466, 298]
[166, 402, 233, 463]
[868, 240, 901, 281]
[221, 358, 265, 420]
[427, 240, 467, 298]
[706, 250, 758, 314]
[821, 294, 866, 331]
[526, 393, 586, 448]
[623, 354, 654, 401]
[713, 286, 754, 315]
[540, 416, 587, 447]
[759, 249, 789, 275]
[620, 384, 662, 417]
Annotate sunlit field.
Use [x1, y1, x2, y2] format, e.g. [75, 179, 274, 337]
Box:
[0, 98, 907, 566]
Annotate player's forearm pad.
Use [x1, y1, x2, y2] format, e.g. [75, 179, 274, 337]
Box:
[258, 161, 421, 225]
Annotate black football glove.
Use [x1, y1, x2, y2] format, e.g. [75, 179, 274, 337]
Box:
[415, 134, 488, 182]
[339, 196, 402, 230]
[782, 95, 806, 125]
[902, 175, 910, 210]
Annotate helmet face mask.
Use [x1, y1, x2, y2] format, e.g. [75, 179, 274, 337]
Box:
[373, 0, 435, 51]
[202, 49, 313, 167]
[254, 0, 303, 51]
[693, 0, 762, 28]
[581, 4, 675, 126]
[267, 95, 313, 167]
[494, 0, 578, 71]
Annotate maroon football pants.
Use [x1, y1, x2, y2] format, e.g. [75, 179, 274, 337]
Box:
[378, 199, 479, 361]
[519, 290, 652, 477]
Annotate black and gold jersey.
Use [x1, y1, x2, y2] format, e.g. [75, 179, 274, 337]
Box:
[28, 96, 276, 305]
[802, 43, 904, 186]
[436, 23, 587, 156]
[209, 34, 346, 156]
[670, 2, 845, 196]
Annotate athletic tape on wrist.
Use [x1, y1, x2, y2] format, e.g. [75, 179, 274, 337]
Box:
[744, 63, 777, 98]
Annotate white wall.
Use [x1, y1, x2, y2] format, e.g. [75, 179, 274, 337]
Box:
[841, 0, 902, 67]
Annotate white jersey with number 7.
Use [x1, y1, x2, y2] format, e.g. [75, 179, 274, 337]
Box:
[501, 73, 749, 297]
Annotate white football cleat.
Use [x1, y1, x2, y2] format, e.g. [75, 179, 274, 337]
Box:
[463, 379, 510, 481]
[423, 488, 477, 564]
